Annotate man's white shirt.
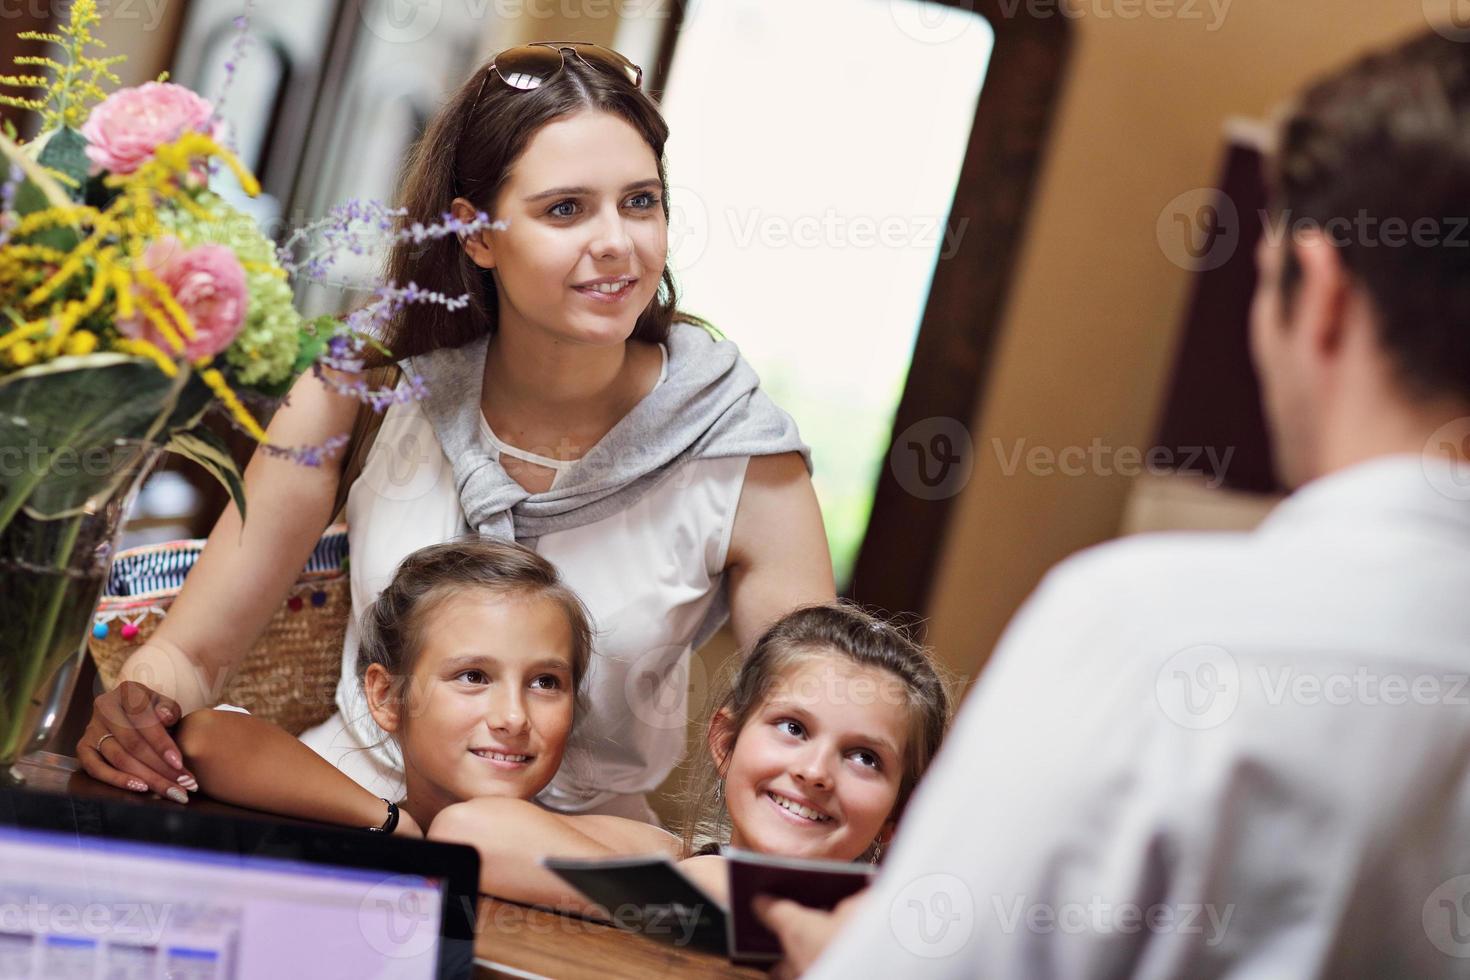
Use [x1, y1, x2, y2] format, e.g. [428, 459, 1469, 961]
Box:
[810, 454, 1470, 979]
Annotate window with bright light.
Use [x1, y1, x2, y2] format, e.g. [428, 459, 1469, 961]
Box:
[651, 0, 994, 585]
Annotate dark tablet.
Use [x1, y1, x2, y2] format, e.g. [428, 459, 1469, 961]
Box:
[723, 847, 875, 963]
[542, 854, 729, 954]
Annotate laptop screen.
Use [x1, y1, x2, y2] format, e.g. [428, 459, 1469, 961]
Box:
[0, 790, 477, 980]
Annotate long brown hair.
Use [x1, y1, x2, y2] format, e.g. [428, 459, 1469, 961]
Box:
[680, 603, 954, 863]
[333, 45, 710, 516]
[373, 45, 700, 364]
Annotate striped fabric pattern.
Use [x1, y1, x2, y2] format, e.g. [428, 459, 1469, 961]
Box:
[103, 526, 349, 600]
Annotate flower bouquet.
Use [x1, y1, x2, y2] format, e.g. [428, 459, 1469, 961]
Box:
[0, 1, 494, 779]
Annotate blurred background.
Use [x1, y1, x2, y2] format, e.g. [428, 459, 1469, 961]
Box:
[3, 1, 1462, 776]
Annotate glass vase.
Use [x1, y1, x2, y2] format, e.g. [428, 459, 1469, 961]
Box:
[0, 445, 161, 784]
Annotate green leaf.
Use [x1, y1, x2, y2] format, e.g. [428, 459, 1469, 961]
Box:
[1, 129, 82, 250]
[35, 126, 89, 203]
[25, 208, 81, 251]
[162, 372, 216, 433]
[294, 330, 326, 375]
[0, 354, 182, 532]
[0, 129, 72, 214]
[165, 425, 246, 523]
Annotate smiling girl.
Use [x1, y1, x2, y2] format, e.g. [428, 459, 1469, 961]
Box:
[428, 603, 952, 908]
[173, 537, 596, 836]
[84, 42, 835, 817]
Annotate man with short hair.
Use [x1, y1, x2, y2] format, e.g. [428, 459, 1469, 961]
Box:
[759, 29, 1470, 978]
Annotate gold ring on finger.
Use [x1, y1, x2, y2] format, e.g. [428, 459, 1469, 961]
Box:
[95, 732, 117, 753]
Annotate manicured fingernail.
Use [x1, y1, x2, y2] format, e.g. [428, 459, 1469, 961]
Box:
[177, 774, 198, 791]
[127, 779, 147, 792]
[157, 706, 175, 723]
[165, 750, 183, 770]
[166, 787, 188, 805]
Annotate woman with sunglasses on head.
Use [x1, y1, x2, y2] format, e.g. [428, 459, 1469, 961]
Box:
[79, 43, 836, 824]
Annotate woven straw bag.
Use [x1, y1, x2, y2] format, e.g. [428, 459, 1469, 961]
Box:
[88, 525, 350, 736]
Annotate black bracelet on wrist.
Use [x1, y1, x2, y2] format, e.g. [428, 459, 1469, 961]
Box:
[369, 798, 399, 834]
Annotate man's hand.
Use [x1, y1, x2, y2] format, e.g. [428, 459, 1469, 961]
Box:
[753, 890, 867, 979]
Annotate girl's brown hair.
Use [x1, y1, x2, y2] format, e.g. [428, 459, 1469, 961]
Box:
[356, 536, 594, 721]
[680, 602, 952, 863]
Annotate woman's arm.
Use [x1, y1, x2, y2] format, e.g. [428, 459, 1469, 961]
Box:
[78, 370, 362, 799]
[175, 709, 422, 837]
[725, 452, 837, 650]
[428, 798, 680, 913]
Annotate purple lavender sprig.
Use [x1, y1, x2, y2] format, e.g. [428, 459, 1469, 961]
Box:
[275, 197, 409, 279]
[304, 274, 470, 397]
[209, 402, 353, 467]
[0, 161, 21, 248]
[277, 201, 506, 288]
[314, 324, 387, 375]
[311, 364, 428, 412]
[258, 432, 352, 468]
[331, 278, 476, 349]
[211, 202, 502, 465]
[205, 4, 255, 177]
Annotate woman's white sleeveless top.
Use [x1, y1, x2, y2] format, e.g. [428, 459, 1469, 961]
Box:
[321, 343, 750, 811]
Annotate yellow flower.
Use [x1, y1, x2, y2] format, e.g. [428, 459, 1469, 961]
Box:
[64, 330, 98, 356]
[4, 0, 124, 132]
[9, 340, 37, 367]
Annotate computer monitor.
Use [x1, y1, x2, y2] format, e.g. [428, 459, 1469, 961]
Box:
[0, 787, 478, 979]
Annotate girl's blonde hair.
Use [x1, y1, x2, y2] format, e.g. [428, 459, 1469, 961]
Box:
[680, 602, 952, 862]
[357, 536, 594, 721]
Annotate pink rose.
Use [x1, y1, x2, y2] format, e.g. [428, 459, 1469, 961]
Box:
[81, 82, 224, 176]
[119, 236, 248, 361]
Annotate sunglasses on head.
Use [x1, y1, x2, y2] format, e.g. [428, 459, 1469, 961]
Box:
[455, 43, 642, 200]
[469, 42, 643, 112]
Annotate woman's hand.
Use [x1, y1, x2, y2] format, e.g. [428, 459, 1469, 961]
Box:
[77, 680, 195, 802]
